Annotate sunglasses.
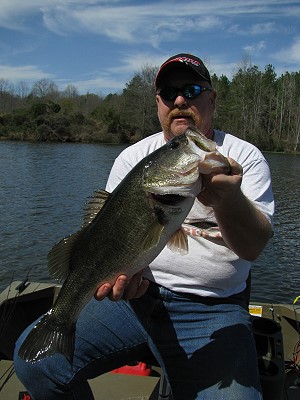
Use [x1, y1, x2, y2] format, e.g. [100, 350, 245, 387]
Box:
[157, 84, 213, 101]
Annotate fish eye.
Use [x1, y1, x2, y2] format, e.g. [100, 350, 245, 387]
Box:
[169, 140, 180, 149]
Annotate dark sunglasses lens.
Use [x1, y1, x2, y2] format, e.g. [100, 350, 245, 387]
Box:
[159, 87, 177, 101]
[183, 85, 201, 98]
[159, 85, 203, 100]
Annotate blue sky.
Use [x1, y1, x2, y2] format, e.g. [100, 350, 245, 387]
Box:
[0, 0, 299, 95]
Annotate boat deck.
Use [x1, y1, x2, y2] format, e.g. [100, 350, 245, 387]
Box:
[0, 359, 162, 400]
[0, 281, 299, 399]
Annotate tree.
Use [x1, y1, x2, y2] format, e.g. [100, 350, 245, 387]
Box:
[276, 72, 300, 151]
[31, 79, 59, 100]
[230, 63, 263, 142]
[62, 84, 79, 99]
[15, 81, 30, 99]
[0, 78, 13, 94]
[77, 93, 103, 115]
[212, 74, 232, 131]
[260, 64, 277, 138]
[122, 65, 159, 138]
[0, 78, 16, 112]
[0, 62, 299, 150]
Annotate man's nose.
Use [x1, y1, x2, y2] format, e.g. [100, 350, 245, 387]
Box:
[174, 93, 188, 108]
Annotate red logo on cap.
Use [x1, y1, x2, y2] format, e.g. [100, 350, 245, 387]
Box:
[172, 56, 202, 67]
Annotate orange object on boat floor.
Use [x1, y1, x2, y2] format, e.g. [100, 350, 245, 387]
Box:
[111, 362, 152, 376]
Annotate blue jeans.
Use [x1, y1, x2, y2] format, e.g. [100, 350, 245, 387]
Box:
[14, 283, 262, 399]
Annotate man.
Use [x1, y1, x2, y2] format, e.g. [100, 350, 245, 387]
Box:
[14, 53, 274, 399]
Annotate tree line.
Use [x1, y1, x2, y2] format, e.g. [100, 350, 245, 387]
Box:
[0, 61, 299, 152]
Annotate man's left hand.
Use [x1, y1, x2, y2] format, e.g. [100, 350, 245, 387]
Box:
[197, 157, 243, 208]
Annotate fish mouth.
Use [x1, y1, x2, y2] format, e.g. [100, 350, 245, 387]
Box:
[185, 126, 216, 153]
[145, 175, 202, 198]
[147, 192, 184, 205]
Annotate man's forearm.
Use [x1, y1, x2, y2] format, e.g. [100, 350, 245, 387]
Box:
[213, 191, 273, 261]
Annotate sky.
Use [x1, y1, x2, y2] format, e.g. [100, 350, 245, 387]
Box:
[0, 0, 300, 96]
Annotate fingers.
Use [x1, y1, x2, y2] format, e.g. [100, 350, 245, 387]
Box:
[94, 283, 113, 301]
[196, 157, 243, 208]
[108, 275, 129, 301]
[94, 271, 149, 302]
[94, 275, 128, 301]
[123, 271, 150, 300]
[227, 157, 243, 176]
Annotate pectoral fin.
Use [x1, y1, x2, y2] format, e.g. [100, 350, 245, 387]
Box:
[141, 221, 164, 252]
[167, 227, 189, 255]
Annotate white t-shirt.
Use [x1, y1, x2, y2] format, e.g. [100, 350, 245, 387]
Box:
[106, 130, 274, 298]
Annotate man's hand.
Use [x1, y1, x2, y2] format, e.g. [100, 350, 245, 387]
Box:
[197, 157, 243, 208]
[197, 156, 272, 261]
[94, 270, 149, 301]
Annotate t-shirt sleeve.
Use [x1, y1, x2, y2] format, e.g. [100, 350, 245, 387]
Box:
[105, 153, 133, 192]
[241, 157, 275, 226]
[215, 130, 275, 227]
[105, 132, 165, 193]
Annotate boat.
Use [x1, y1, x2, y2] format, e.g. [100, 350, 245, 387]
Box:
[0, 280, 299, 400]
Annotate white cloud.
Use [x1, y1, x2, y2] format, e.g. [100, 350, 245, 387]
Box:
[68, 52, 164, 94]
[109, 52, 162, 74]
[250, 23, 276, 35]
[273, 36, 300, 64]
[228, 22, 277, 37]
[0, 1, 55, 31]
[67, 75, 126, 95]
[0, 1, 119, 30]
[0, 65, 52, 80]
[205, 58, 237, 81]
[41, 4, 222, 47]
[243, 41, 266, 54]
[1, 1, 299, 44]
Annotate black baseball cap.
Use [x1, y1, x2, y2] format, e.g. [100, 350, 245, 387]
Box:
[155, 53, 212, 88]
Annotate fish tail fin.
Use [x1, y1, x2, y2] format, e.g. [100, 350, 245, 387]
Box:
[18, 310, 75, 364]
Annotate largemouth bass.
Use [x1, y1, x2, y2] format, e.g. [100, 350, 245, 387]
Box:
[18, 126, 230, 363]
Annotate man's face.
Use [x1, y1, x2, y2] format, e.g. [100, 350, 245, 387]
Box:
[156, 67, 216, 141]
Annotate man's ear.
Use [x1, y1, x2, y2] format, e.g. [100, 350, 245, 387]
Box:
[210, 90, 217, 108]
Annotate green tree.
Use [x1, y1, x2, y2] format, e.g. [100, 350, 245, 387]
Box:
[122, 65, 159, 138]
[212, 74, 232, 131]
[0, 62, 299, 150]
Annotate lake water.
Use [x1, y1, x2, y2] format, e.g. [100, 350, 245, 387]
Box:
[0, 141, 299, 304]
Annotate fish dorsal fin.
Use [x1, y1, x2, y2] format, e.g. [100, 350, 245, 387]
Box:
[47, 231, 81, 282]
[167, 227, 189, 255]
[82, 189, 110, 228]
[47, 189, 109, 283]
[141, 221, 164, 252]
